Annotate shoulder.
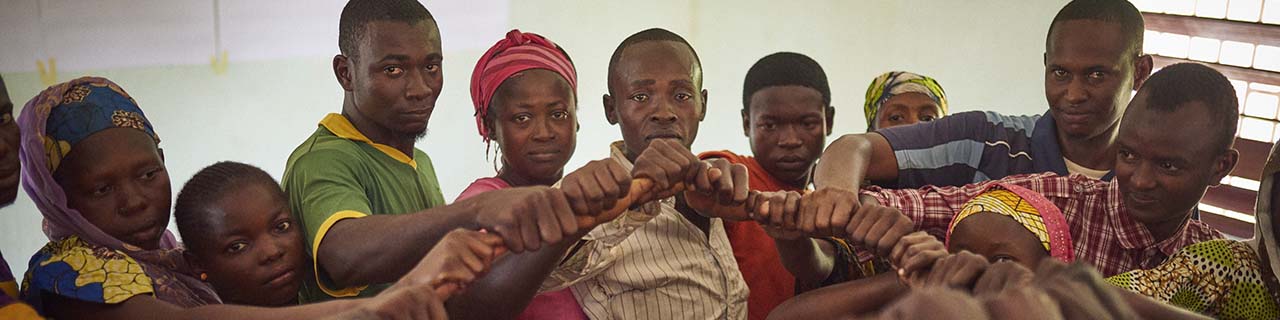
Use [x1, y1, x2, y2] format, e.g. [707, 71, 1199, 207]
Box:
[1184, 220, 1228, 242]
[697, 150, 743, 162]
[23, 237, 153, 304]
[456, 177, 508, 201]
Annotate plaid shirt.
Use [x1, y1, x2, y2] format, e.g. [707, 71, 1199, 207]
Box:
[861, 172, 1224, 277]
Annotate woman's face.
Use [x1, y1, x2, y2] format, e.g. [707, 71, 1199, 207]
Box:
[54, 128, 171, 250]
[490, 69, 577, 185]
[947, 211, 1049, 269]
[874, 92, 942, 130]
[190, 181, 306, 306]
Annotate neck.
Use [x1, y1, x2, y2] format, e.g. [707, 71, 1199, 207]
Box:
[497, 167, 562, 187]
[1057, 122, 1119, 171]
[1145, 212, 1190, 243]
[341, 103, 415, 156]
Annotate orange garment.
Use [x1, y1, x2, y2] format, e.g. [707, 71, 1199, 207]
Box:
[699, 150, 800, 320]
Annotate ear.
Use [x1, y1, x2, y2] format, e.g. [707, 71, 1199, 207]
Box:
[698, 89, 709, 121]
[741, 108, 751, 137]
[1132, 54, 1154, 91]
[334, 54, 354, 92]
[157, 148, 166, 162]
[603, 94, 619, 125]
[825, 105, 836, 136]
[1042, 52, 1048, 67]
[1209, 149, 1241, 187]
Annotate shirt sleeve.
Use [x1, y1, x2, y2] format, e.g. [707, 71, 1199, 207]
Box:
[860, 179, 1002, 238]
[539, 200, 662, 292]
[285, 150, 375, 297]
[877, 111, 1039, 188]
[1106, 240, 1280, 318]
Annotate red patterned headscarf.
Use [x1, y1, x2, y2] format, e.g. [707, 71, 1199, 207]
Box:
[469, 29, 577, 143]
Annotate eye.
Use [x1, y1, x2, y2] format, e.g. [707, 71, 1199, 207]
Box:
[0, 113, 12, 125]
[1118, 149, 1137, 162]
[226, 242, 247, 254]
[674, 93, 693, 102]
[275, 221, 292, 233]
[140, 167, 161, 180]
[888, 114, 904, 122]
[425, 64, 440, 73]
[384, 66, 404, 76]
[1051, 69, 1068, 79]
[1088, 71, 1107, 80]
[551, 110, 569, 120]
[629, 94, 649, 103]
[759, 122, 777, 131]
[1159, 161, 1180, 172]
[92, 185, 113, 197]
[919, 115, 936, 122]
[992, 255, 1017, 263]
[514, 114, 532, 123]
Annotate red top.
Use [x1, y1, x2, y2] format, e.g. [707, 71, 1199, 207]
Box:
[699, 150, 801, 320]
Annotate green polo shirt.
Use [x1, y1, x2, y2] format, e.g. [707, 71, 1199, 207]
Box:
[283, 113, 445, 302]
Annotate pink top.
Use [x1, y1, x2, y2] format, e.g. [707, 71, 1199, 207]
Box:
[456, 177, 589, 320]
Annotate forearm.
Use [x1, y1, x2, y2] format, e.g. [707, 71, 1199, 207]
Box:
[1116, 287, 1210, 319]
[775, 237, 836, 287]
[814, 134, 874, 190]
[446, 235, 582, 319]
[319, 204, 477, 287]
[768, 273, 907, 320]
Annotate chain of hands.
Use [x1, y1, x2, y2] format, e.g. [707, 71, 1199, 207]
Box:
[744, 189, 1141, 319]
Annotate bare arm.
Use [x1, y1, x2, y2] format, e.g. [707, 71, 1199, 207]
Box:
[445, 236, 581, 319]
[767, 272, 906, 320]
[774, 237, 837, 288]
[813, 133, 898, 190]
[318, 201, 477, 287]
[1116, 287, 1212, 320]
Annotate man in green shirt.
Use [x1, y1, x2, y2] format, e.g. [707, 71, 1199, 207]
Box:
[283, 0, 590, 314]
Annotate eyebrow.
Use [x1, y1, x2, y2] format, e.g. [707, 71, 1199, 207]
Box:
[629, 79, 656, 87]
[378, 54, 411, 63]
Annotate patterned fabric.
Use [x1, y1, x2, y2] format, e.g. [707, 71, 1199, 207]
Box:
[863, 71, 948, 129]
[470, 29, 577, 143]
[1, 251, 42, 320]
[861, 172, 1222, 277]
[284, 113, 446, 302]
[21, 236, 153, 308]
[876, 110, 1114, 190]
[541, 141, 748, 320]
[946, 184, 1074, 262]
[16, 77, 218, 309]
[1108, 240, 1280, 319]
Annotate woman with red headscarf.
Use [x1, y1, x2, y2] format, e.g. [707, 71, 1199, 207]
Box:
[459, 29, 589, 320]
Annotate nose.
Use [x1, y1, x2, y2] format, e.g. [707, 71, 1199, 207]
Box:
[649, 101, 678, 124]
[116, 182, 148, 217]
[261, 235, 288, 266]
[405, 69, 435, 101]
[531, 117, 557, 142]
[1127, 163, 1158, 192]
[1063, 79, 1090, 106]
[777, 125, 803, 149]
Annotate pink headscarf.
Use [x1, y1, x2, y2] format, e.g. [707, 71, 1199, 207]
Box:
[945, 183, 1075, 262]
[469, 29, 577, 143]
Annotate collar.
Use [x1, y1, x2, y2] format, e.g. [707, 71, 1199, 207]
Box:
[1032, 112, 1114, 181]
[319, 113, 417, 169]
[1110, 185, 1193, 256]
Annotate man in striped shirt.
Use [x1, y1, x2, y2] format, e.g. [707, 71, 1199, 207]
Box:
[814, 0, 1153, 193]
[540, 28, 750, 319]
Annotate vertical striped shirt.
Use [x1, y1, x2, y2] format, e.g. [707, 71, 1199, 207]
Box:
[542, 142, 748, 320]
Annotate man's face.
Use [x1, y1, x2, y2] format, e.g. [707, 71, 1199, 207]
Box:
[604, 41, 706, 159]
[346, 20, 443, 140]
[744, 85, 831, 187]
[1114, 94, 1235, 229]
[1044, 20, 1142, 140]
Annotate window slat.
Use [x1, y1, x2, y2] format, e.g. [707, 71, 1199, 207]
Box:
[1143, 12, 1280, 48]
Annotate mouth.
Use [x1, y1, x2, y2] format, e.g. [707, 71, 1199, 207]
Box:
[263, 268, 298, 288]
[526, 149, 563, 162]
[1126, 192, 1159, 207]
[645, 131, 683, 141]
[773, 155, 811, 170]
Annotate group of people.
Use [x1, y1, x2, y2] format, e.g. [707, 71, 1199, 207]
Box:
[0, 0, 1276, 319]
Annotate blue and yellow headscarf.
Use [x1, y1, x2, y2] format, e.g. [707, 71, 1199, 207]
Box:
[863, 71, 948, 129]
[40, 79, 159, 171]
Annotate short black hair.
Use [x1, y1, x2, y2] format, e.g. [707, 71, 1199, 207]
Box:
[175, 161, 282, 253]
[1047, 0, 1145, 58]
[606, 28, 703, 96]
[742, 52, 830, 111]
[338, 0, 436, 58]
[1136, 63, 1239, 152]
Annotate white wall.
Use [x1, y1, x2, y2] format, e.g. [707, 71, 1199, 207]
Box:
[0, 0, 1068, 277]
